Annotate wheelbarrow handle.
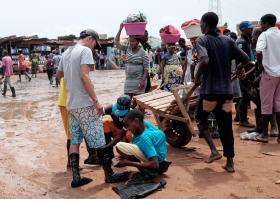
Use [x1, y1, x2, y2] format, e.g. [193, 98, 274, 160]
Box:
[182, 84, 199, 101]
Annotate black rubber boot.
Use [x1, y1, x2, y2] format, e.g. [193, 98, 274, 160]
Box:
[70, 153, 92, 188]
[84, 148, 102, 165]
[84, 140, 102, 165]
[10, 87, 16, 97]
[97, 149, 131, 183]
[66, 140, 70, 168]
[2, 84, 7, 96]
[158, 160, 172, 174]
[105, 133, 115, 159]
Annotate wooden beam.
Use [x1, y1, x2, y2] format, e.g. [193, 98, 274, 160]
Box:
[157, 113, 187, 123]
[134, 90, 163, 99]
[146, 96, 175, 106]
[138, 92, 174, 103]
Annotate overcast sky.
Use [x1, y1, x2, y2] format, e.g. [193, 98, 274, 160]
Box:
[0, 0, 279, 39]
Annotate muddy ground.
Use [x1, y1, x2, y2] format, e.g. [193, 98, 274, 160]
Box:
[0, 70, 280, 199]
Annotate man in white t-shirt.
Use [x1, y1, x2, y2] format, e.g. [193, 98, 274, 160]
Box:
[57, 29, 129, 188]
[256, 14, 280, 143]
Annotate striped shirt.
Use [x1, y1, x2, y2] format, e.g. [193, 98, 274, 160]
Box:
[117, 44, 149, 94]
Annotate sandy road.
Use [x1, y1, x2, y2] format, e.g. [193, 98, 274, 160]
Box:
[0, 70, 280, 199]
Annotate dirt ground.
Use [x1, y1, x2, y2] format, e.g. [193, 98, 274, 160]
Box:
[0, 70, 280, 199]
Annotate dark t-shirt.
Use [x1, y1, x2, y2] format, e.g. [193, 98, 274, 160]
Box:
[195, 31, 249, 96]
[236, 34, 255, 83]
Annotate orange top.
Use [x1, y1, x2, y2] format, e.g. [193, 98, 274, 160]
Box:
[18, 54, 25, 65]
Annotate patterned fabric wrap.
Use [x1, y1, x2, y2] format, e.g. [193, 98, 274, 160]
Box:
[164, 64, 183, 91]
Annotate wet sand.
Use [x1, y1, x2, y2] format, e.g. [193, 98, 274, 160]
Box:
[0, 70, 280, 199]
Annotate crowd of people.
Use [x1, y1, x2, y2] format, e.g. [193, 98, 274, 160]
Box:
[55, 12, 280, 189]
[1, 11, 280, 191]
[0, 48, 69, 97]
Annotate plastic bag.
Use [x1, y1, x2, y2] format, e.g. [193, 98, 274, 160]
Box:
[240, 132, 259, 140]
[159, 25, 180, 35]
[181, 19, 201, 28]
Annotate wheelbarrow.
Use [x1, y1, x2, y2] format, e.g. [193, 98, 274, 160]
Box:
[134, 84, 198, 148]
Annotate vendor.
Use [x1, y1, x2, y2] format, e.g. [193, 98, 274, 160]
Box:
[103, 95, 133, 144]
[114, 110, 171, 184]
[161, 44, 183, 91]
[115, 23, 149, 103]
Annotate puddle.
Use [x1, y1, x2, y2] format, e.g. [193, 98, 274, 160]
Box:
[0, 101, 38, 120]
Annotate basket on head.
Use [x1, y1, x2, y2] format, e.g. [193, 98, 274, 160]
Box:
[160, 33, 181, 44]
[181, 19, 203, 39]
[159, 25, 181, 44]
[123, 22, 147, 36]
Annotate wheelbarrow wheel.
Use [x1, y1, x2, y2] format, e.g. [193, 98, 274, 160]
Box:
[163, 119, 192, 148]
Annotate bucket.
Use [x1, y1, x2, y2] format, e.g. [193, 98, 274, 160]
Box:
[160, 33, 180, 44]
[123, 22, 147, 36]
[182, 24, 203, 39]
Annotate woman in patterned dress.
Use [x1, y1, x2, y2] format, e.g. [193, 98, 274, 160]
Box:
[161, 44, 183, 91]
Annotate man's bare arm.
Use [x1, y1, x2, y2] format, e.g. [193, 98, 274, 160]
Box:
[56, 70, 64, 83]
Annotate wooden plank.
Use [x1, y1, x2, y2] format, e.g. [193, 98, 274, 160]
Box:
[147, 96, 175, 106]
[171, 85, 191, 91]
[134, 90, 163, 99]
[139, 92, 174, 103]
[158, 107, 170, 112]
[152, 111, 162, 129]
[189, 95, 198, 101]
[173, 88, 195, 135]
[135, 100, 151, 110]
[153, 103, 172, 110]
[138, 91, 172, 102]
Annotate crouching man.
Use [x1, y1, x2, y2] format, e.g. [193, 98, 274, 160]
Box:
[84, 95, 132, 165]
[113, 110, 171, 185]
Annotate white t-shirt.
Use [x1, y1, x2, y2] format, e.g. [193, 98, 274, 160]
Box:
[58, 44, 94, 110]
[256, 27, 280, 77]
